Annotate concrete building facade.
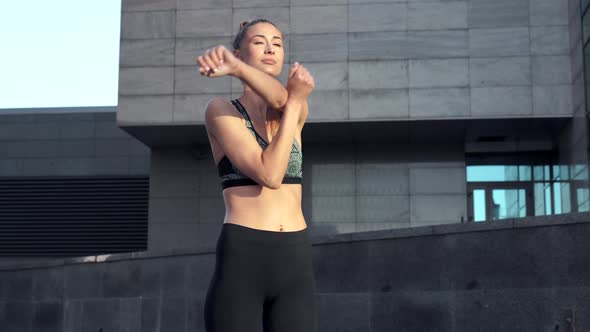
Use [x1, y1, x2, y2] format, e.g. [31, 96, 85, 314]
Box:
[115, 0, 585, 253]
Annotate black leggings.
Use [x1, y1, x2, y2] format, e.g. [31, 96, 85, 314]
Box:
[204, 222, 318, 332]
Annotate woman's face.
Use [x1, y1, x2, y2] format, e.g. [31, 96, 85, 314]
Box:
[235, 22, 284, 78]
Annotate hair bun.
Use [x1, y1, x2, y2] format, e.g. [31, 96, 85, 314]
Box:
[239, 21, 249, 29]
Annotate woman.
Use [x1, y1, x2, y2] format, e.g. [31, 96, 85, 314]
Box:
[196, 19, 317, 332]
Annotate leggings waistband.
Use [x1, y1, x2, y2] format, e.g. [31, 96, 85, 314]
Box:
[220, 222, 309, 246]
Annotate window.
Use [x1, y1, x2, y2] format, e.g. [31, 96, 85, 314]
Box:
[467, 164, 589, 222]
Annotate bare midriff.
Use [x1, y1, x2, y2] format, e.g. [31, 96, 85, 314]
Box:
[222, 183, 307, 232]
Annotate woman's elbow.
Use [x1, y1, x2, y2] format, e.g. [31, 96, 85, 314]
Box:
[260, 173, 282, 189]
[265, 181, 281, 190]
[273, 90, 289, 109]
[261, 178, 281, 190]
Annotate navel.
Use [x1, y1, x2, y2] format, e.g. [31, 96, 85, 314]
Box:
[279, 224, 284, 232]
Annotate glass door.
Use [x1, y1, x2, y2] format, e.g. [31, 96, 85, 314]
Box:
[572, 181, 590, 212]
[468, 183, 534, 222]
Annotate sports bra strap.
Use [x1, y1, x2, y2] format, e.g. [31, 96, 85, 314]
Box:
[231, 99, 254, 129]
[231, 99, 271, 146]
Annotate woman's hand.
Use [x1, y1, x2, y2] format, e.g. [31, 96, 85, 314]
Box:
[196, 45, 241, 77]
[286, 62, 315, 101]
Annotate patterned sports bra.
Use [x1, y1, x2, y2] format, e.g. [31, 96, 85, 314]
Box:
[217, 99, 303, 189]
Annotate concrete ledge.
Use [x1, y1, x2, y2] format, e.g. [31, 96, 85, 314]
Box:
[1, 212, 589, 271]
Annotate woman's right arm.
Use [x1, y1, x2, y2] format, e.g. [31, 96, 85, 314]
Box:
[205, 98, 302, 189]
[204, 64, 314, 189]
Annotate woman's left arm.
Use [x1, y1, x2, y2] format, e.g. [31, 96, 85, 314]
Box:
[298, 100, 309, 130]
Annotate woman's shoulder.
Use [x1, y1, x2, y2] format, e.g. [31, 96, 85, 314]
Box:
[205, 97, 249, 137]
[205, 97, 234, 114]
[205, 97, 240, 123]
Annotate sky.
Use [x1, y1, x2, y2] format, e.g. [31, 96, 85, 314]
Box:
[0, 0, 121, 110]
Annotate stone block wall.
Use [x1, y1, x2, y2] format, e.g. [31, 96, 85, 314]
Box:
[0, 111, 149, 176]
[117, 0, 574, 125]
[0, 110, 151, 266]
[1, 214, 589, 332]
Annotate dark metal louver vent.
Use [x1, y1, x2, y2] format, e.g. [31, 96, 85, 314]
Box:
[0, 176, 149, 257]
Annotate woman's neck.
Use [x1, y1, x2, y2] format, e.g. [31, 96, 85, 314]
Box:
[240, 88, 269, 120]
